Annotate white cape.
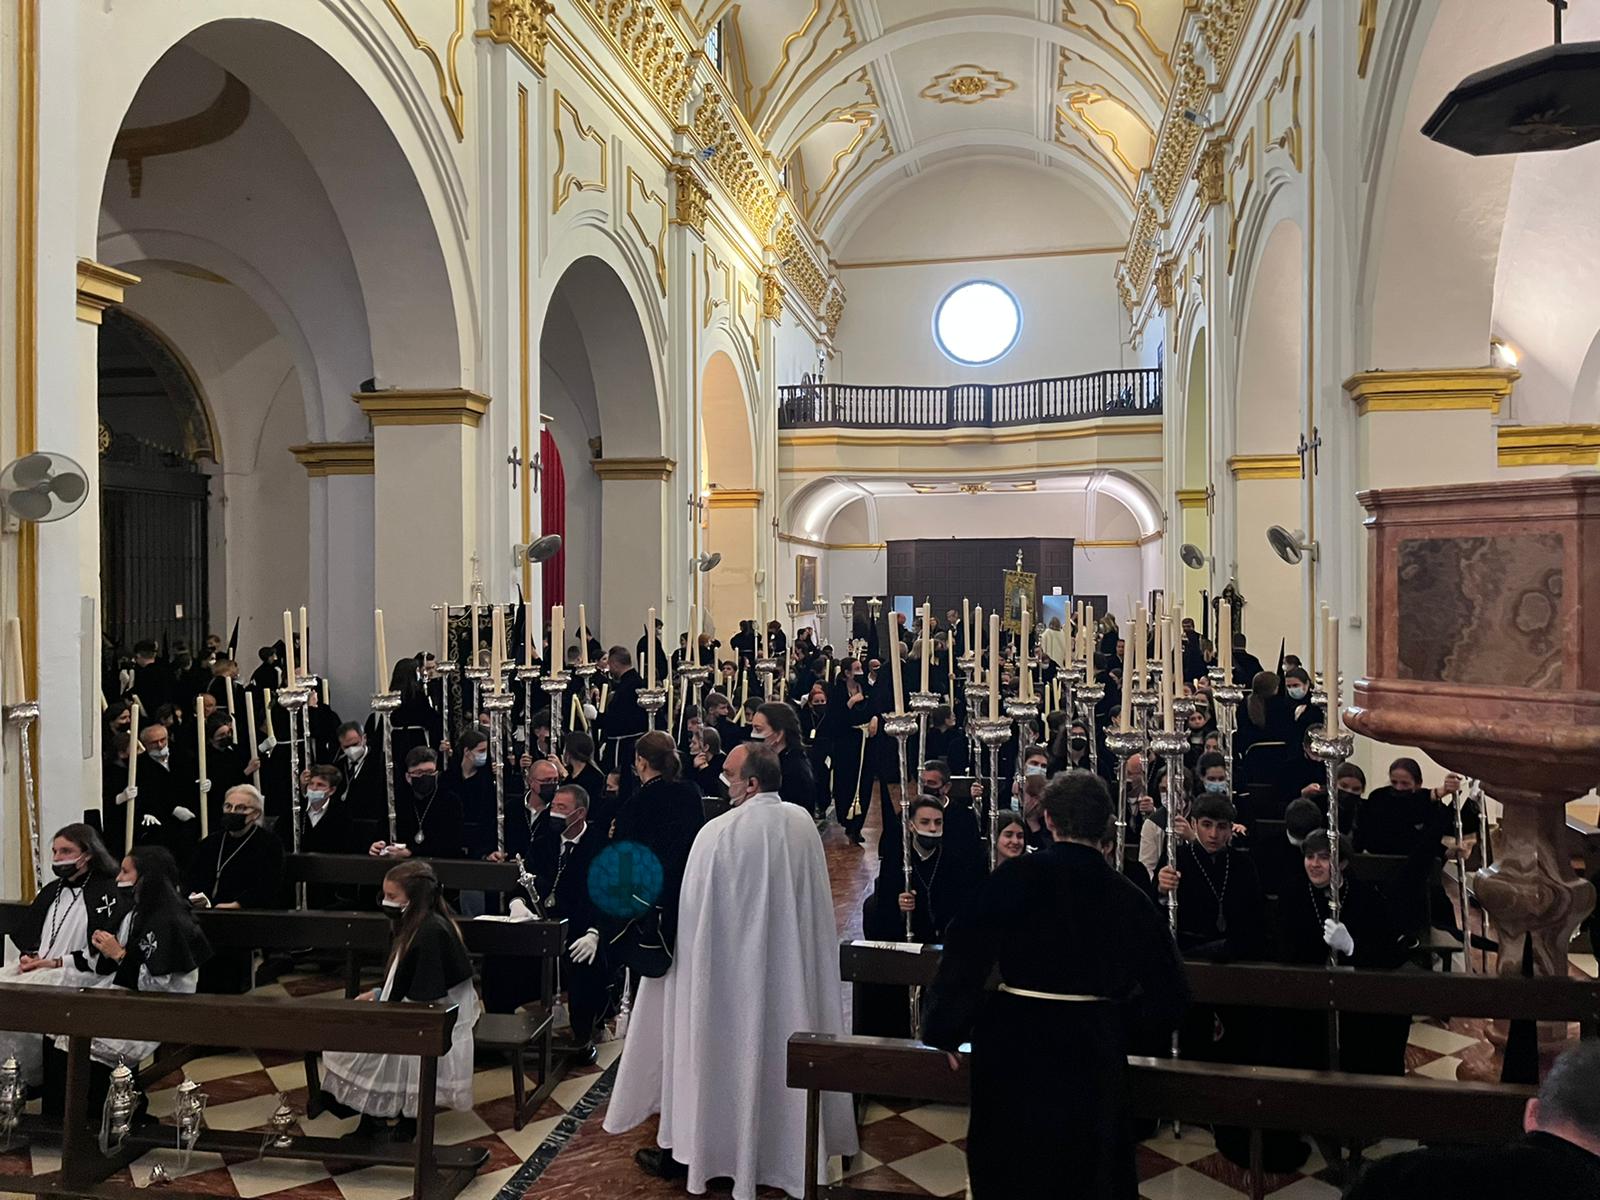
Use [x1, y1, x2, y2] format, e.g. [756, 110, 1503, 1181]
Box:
[605, 793, 859, 1199]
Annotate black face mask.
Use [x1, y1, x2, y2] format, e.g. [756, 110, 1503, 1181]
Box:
[538, 782, 558, 801]
[52, 860, 82, 881]
[222, 812, 249, 834]
[548, 812, 568, 836]
[410, 775, 439, 800]
[1069, 737, 1089, 754]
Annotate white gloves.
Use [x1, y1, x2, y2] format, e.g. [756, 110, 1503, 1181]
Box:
[259, 736, 277, 754]
[115, 786, 138, 806]
[140, 814, 162, 828]
[569, 929, 600, 965]
[199, 780, 212, 794]
[188, 893, 211, 909]
[581, 703, 598, 722]
[172, 806, 196, 823]
[1323, 919, 1354, 957]
[508, 898, 536, 922]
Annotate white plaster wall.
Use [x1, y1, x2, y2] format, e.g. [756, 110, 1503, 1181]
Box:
[1074, 545, 1144, 609]
[113, 266, 311, 670]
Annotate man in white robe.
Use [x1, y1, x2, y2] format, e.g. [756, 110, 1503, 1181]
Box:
[605, 741, 859, 1198]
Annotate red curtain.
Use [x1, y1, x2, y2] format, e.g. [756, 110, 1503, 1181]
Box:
[540, 429, 566, 618]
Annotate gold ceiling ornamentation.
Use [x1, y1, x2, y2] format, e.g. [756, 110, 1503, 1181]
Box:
[691, 90, 780, 236]
[761, 270, 786, 322]
[1061, 89, 1142, 176]
[383, 0, 467, 140]
[1154, 259, 1175, 309]
[919, 65, 1016, 105]
[670, 163, 710, 236]
[1149, 43, 1207, 211]
[773, 214, 829, 319]
[823, 284, 846, 336]
[111, 73, 251, 198]
[1195, 137, 1227, 208]
[957, 482, 991, 494]
[1118, 198, 1158, 315]
[476, 0, 555, 74]
[577, 0, 694, 118]
[1196, 0, 1247, 71]
[1357, 0, 1378, 78]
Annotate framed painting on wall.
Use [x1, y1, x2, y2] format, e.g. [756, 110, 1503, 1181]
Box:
[795, 554, 819, 614]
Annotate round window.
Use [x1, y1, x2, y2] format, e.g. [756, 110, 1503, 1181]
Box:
[933, 280, 1022, 366]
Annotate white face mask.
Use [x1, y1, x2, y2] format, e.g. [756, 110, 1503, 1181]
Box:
[747, 727, 768, 741]
[150, 747, 169, 762]
[345, 744, 366, 762]
[306, 789, 329, 807]
[472, 750, 489, 767]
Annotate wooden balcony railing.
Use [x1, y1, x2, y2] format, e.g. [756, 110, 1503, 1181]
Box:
[778, 368, 1162, 430]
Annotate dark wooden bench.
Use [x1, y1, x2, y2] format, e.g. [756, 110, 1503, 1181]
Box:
[787, 1032, 1533, 1200]
[283, 853, 524, 894]
[0, 984, 485, 1200]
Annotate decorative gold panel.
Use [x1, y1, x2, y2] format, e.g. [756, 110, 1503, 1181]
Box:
[691, 90, 779, 237]
[737, 277, 761, 367]
[761, 270, 785, 322]
[1119, 198, 1158, 314]
[1197, 0, 1247, 72]
[824, 284, 845, 336]
[671, 163, 710, 236]
[773, 213, 829, 319]
[1225, 127, 1255, 273]
[703, 245, 733, 329]
[383, 0, 467, 140]
[919, 64, 1016, 105]
[552, 91, 608, 213]
[1195, 138, 1226, 208]
[477, 0, 555, 73]
[1263, 35, 1304, 173]
[749, 0, 858, 127]
[1149, 43, 1207, 211]
[574, 0, 694, 119]
[1357, 0, 1378, 78]
[1154, 260, 1175, 309]
[626, 166, 669, 297]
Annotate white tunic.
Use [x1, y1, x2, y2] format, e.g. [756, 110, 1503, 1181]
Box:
[0, 884, 92, 1084]
[605, 792, 859, 1200]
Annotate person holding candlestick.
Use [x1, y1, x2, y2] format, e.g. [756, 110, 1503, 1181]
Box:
[825, 657, 879, 844]
[636, 617, 669, 688]
[200, 712, 258, 832]
[368, 747, 465, 860]
[598, 645, 649, 784]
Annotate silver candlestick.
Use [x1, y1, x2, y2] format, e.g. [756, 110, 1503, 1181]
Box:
[637, 686, 667, 730]
[516, 664, 541, 749]
[1104, 728, 1144, 874]
[4, 700, 41, 891]
[909, 690, 941, 767]
[882, 711, 921, 1035]
[541, 672, 571, 752]
[1004, 696, 1039, 802]
[370, 691, 401, 844]
[972, 715, 1013, 870]
[462, 666, 490, 726]
[276, 686, 310, 909]
[753, 656, 780, 702]
[1075, 680, 1106, 778]
[483, 689, 517, 857]
[1306, 724, 1356, 952]
[1208, 668, 1246, 795]
[1150, 727, 1190, 1061]
[434, 659, 459, 746]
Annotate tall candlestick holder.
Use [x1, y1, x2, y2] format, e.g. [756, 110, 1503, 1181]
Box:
[570, 662, 598, 734]
[276, 686, 310, 908]
[1306, 724, 1356, 951]
[541, 672, 571, 752]
[882, 710, 922, 1034]
[434, 660, 459, 746]
[370, 691, 401, 843]
[637, 686, 667, 730]
[1130, 689, 1160, 756]
[483, 689, 516, 857]
[972, 715, 1013, 869]
[1058, 663, 1084, 729]
[1075, 680, 1106, 778]
[1105, 728, 1144, 874]
[1004, 696, 1039, 802]
[462, 666, 490, 726]
[753, 656, 780, 701]
[909, 690, 940, 766]
[677, 662, 712, 740]
[516, 665, 541, 749]
[4, 699, 41, 891]
[1207, 668, 1245, 794]
[1150, 727, 1190, 1059]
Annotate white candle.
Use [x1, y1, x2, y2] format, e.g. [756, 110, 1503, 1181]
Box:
[973, 606, 984, 690]
[1019, 603, 1031, 701]
[1132, 610, 1146, 693]
[988, 612, 1001, 712]
[3, 617, 23, 706]
[551, 605, 565, 673]
[375, 609, 388, 695]
[492, 605, 506, 692]
[578, 604, 589, 666]
[299, 606, 309, 678]
[948, 632, 956, 708]
[524, 597, 535, 666]
[282, 611, 296, 688]
[1325, 606, 1341, 734]
[1161, 618, 1175, 732]
[126, 699, 141, 848]
[646, 607, 656, 688]
[889, 617, 906, 715]
[244, 696, 260, 788]
[920, 603, 932, 693]
[470, 600, 481, 667]
[438, 605, 449, 664]
[1120, 619, 1134, 731]
[196, 695, 208, 839]
[962, 598, 970, 655]
[1218, 598, 1231, 679]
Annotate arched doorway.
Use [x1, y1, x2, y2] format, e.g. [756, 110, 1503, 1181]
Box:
[1180, 330, 1210, 620]
[97, 309, 216, 661]
[538, 255, 665, 647]
[700, 350, 758, 640]
[1233, 217, 1304, 644]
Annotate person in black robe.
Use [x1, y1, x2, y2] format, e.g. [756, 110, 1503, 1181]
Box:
[303, 685, 343, 765]
[129, 641, 174, 712]
[335, 722, 388, 850]
[607, 731, 705, 958]
[686, 726, 727, 812]
[182, 783, 285, 991]
[876, 761, 982, 874]
[825, 664, 877, 844]
[598, 647, 649, 779]
[922, 704, 967, 775]
[1342, 1040, 1600, 1200]
[921, 771, 1188, 1200]
[125, 723, 197, 856]
[635, 619, 670, 689]
[249, 645, 284, 692]
[751, 702, 816, 816]
[201, 711, 257, 832]
[369, 747, 465, 860]
[561, 730, 611, 829]
[446, 729, 498, 860]
[1229, 633, 1264, 687]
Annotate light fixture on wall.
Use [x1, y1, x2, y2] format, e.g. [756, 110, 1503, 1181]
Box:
[1491, 338, 1520, 369]
[1424, 0, 1600, 155]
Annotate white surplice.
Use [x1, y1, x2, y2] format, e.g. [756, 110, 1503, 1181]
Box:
[604, 792, 859, 1200]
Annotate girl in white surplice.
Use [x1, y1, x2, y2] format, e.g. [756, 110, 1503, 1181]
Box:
[314, 860, 480, 1141]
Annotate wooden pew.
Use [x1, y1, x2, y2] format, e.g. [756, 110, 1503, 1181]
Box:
[0, 984, 486, 1200]
[787, 1032, 1534, 1200]
[282, 853, 523, 895]
[839, 940, 1600, 1041]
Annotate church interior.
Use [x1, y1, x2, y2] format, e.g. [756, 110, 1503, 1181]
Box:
[1, 0, 1598, 1197]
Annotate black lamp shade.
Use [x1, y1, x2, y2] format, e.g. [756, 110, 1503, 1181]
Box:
[1423, 41, 1600, 155]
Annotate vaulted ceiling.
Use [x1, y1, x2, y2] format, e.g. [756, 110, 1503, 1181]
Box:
[690, 0, 1183, 246]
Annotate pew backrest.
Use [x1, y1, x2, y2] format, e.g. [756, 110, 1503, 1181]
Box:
[283, 853, 522, 893]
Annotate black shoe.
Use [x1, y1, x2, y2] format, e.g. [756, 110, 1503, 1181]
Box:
[634, 1148, 688, 1180]
[391, 1116, 417, 1143]
[568, 1042, 598, 1067]
[341, 1114, 388, 1141]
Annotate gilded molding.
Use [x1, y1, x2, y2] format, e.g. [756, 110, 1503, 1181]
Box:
[1497, 424, 1600, 468]
[626, 166, 669, 297]
[477, 0, 555, 73]
[288, 442, 376, 477]
[576, 0, 694, 119]
[707, 488, 764, 508]
[1118, 199, 1158, 314]
[1197, 0, 1247, 72]
[761, 270, 785, 322]
[1343, 368, 1519, 416]
[383, 0, 467, 140]
[591, 455, 676, 480]
[111, 73, 250, 198]
[919, 64, 1016, 105]
[1229, 453, 1302, 480]
[691, 90, 779, 236]
[773, 213, 829, 319]
[823, 284, 846, 335]
[670, 162, 711, 235]
[1357, 0, 1378, 79]
[1263, 34, 1304, 172]
[355, 389, 490, 427]
[1149, 43, 1207, 211]
[1195, 138, 1226, 208]
[14, 0, 40, 896]
[1154, 259, 1175, 309]
[1175, 487, 1209, 510]
[76, 260, 140, 325]
[552, 91, 608, 213]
